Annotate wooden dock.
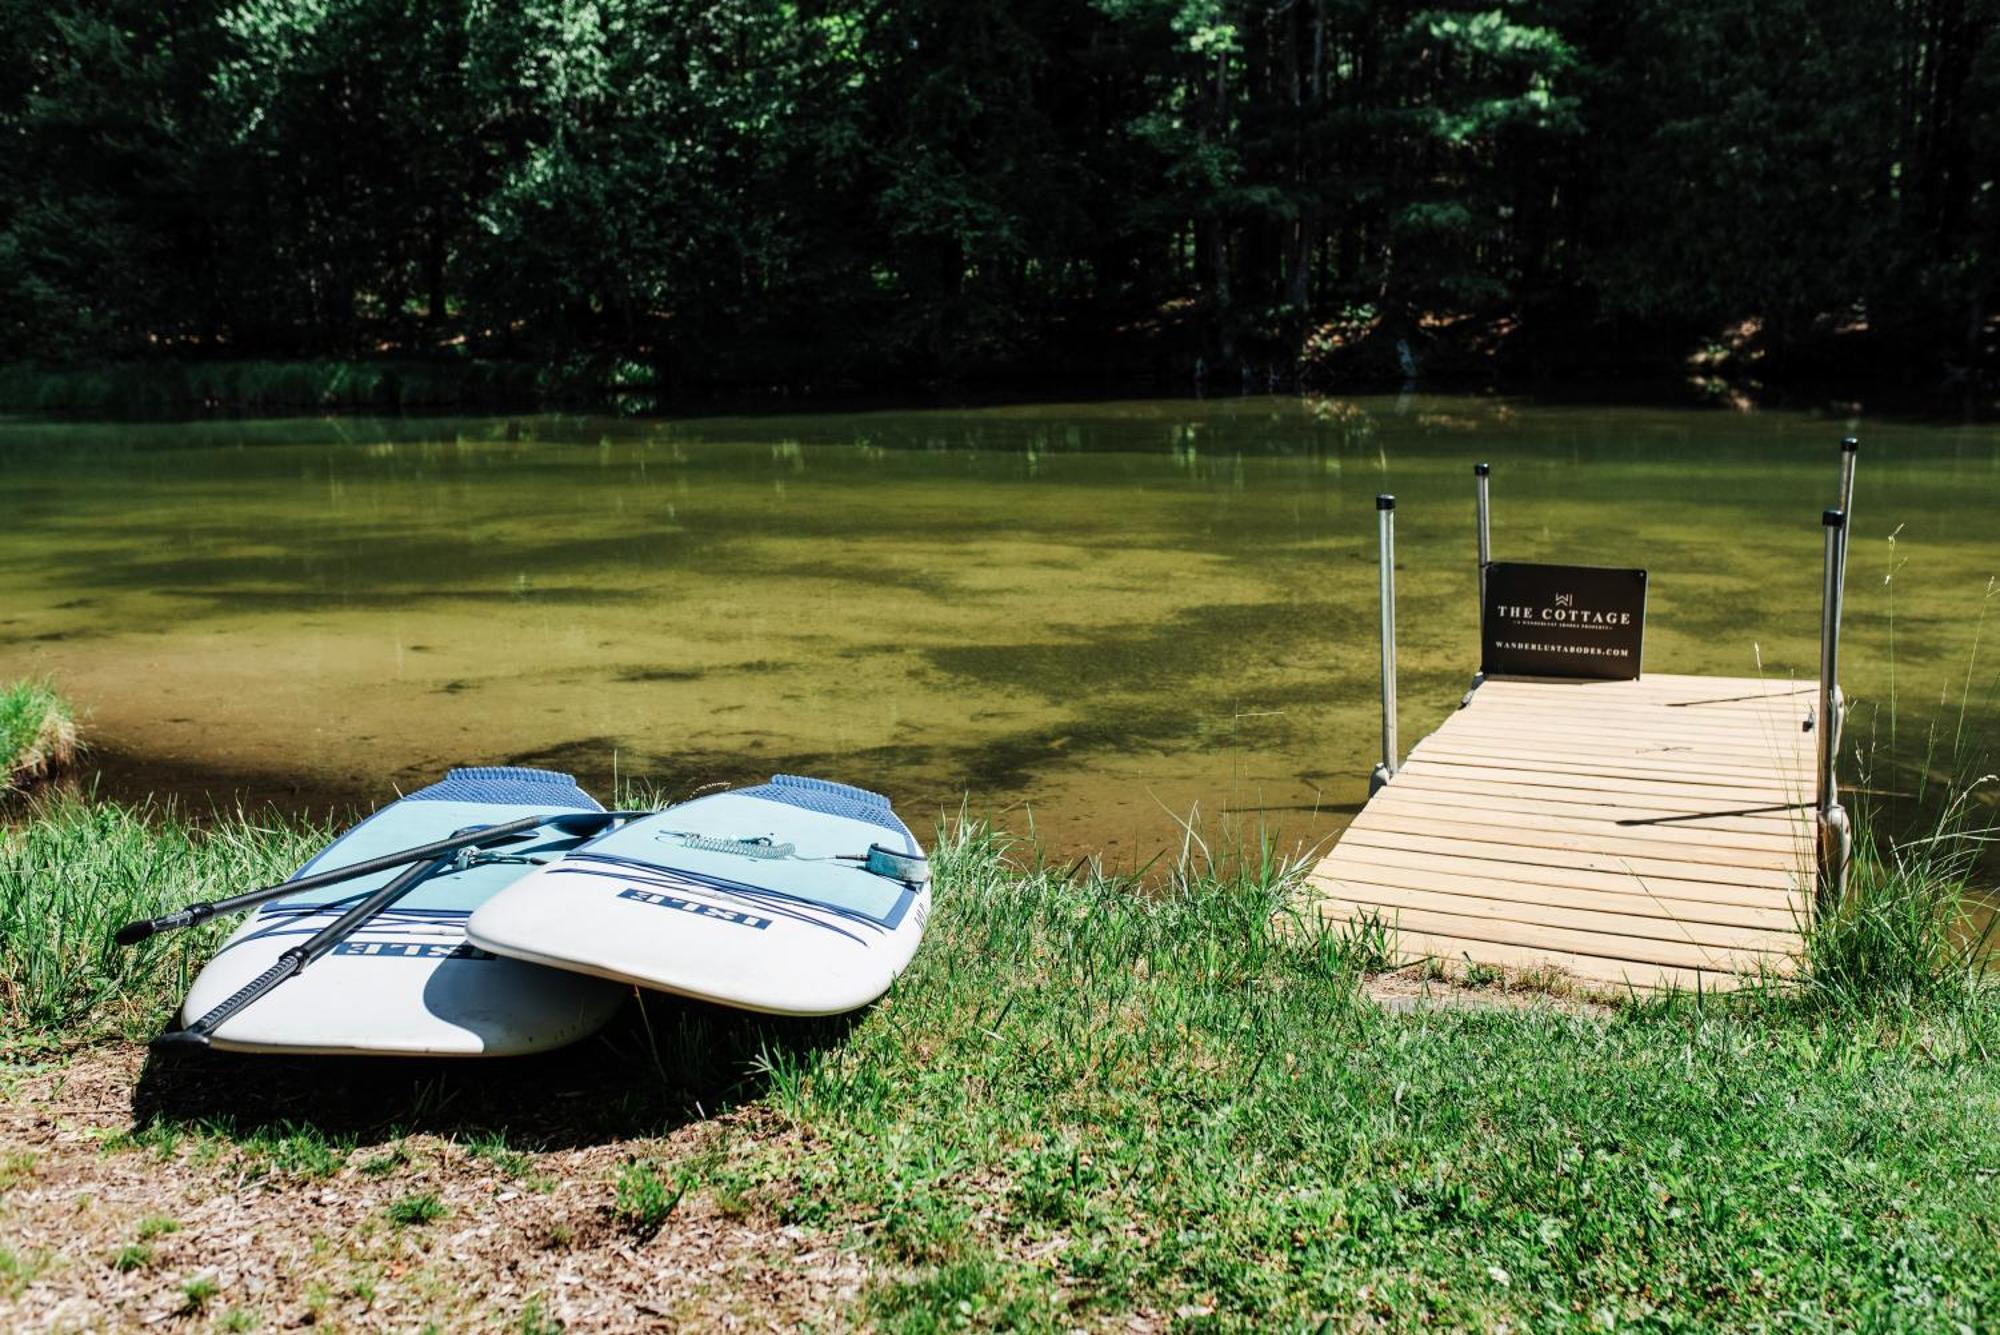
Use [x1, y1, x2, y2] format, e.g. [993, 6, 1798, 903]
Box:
[1307, 672, 1818, 992]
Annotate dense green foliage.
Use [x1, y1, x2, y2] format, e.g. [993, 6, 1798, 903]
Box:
[1, 1, 1994, 390]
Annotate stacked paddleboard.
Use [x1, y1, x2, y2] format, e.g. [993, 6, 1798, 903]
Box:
[158, 769, 928, 1056]
[468, 775, 931, 1017]
[169, 767, 625, 1056]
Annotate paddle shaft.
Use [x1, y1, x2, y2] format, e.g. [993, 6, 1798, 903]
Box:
[113, 810, 618, 946]
[152, 840, 466, 1050]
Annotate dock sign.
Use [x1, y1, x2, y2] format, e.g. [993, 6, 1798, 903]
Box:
[1481, 562, 1647, 680]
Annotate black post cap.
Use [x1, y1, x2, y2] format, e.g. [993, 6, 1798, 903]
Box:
[1824, 508, 1846, 528]
[1377, 494, 1395, 510]
[1474, 462, 1489, 476]
[1840, 436, 1859, 452]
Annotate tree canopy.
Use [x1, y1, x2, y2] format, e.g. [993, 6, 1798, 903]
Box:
[2, 0, 1994, 390]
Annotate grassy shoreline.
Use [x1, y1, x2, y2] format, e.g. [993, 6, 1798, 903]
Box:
[0, 682, 77, 794]
[3, 795, 1999, 1328]
[0, 360, 564, 418]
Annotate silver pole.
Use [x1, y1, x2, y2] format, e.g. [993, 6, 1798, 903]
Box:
[1474, 461, 1491, 574]
[1836, 437, 1858, 601]
[1837, 436, 1858, 533]
[1816, 507, 1851, 909]
[1468, 462, 1492, 698]
[1833, 437, 1857, 754]
[1371, 495, 1399, 795]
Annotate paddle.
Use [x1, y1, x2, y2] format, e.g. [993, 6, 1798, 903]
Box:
[113, 810, 624, 947]
[149, 836, 475, 1051]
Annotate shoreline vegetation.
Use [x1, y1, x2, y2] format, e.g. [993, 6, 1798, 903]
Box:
[0, 347, 1992, 423]
[3, 776, 1996, 1327]
[3, 353, 1984, 421]
[0, 682, 77, 794]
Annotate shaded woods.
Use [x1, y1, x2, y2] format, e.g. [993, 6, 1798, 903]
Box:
[2, 0, 1996, 395]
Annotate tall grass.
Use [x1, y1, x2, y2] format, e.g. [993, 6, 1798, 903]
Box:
[0, 795, 322, 1041]
[0, 679, 78, 790]
[1797, 572, 1998, 1010]
[1797, 793, 1994, 1010]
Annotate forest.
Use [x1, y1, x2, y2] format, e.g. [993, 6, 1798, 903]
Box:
[1, 0, 1995, 394]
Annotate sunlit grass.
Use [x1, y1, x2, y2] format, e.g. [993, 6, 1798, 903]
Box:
[1796, 572, 1998, 1010]
[0, 679, 78, 790]
[721, 819, 2000, 1327]
[0, 794, 323, 1040]
[1797, 783, 1995, 1011]
[4, 797, 1997, 1325]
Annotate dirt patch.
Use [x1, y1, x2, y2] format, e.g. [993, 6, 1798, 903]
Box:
[1361, 967, 1617, 1019]
[0, 1047, 869, 1330]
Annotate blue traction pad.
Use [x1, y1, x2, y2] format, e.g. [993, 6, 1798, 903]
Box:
[735, 773, 913, 843]
[406, 766, 603, 812]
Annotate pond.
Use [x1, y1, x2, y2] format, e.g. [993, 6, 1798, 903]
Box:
[2, 395, 1995, 865]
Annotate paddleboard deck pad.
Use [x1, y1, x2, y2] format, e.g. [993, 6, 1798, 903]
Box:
[174, 767, 627, 1056]
[467, 775, 930, 1016]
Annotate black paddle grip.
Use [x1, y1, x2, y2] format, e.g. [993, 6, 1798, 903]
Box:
[116, 904, 216, 946]
[153, 950, 304, 1050]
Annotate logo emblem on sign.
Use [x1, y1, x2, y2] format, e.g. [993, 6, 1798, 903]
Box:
[1556, 593, 1574, 608]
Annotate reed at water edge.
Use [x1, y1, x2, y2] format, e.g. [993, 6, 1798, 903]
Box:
[1789, 570, 1998, 1011]
[0, 679, 78, 793]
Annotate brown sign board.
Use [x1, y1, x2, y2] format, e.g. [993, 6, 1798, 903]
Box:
[1481, 562, 1647, 680]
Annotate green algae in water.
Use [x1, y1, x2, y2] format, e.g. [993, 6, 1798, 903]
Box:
[0, 396, 1992, 862]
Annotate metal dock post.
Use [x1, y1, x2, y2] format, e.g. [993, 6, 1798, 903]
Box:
[1816, 506, 1852, 908]
[1370, 494, 1399, 795]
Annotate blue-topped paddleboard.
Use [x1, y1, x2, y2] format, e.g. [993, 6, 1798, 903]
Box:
[467, 775, 930, 1016]
[176, 767, 626, 1056]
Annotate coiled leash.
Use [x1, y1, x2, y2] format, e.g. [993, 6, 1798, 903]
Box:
[653, 831, 930, 887]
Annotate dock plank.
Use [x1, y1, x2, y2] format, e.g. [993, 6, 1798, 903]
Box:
[1306, 673, 1815, 991]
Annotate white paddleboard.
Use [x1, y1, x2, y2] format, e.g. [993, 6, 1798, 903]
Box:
[467, 775, 930, 1016]
[177, 767, 627, 1056]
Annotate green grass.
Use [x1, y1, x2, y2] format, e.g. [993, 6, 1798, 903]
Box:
[386, 1193, 448, 1227]
[178, 1275, 219, 1315]
[612, 1159, 686, 1236]
[1795, 792, 1994, 1012]
[0, 679, 77, 790]
[5, 794, 1997, 1327]
[0, 794, 323, 1041]
[706, 822, 2000, 1329]
[358, 1146, 411, 1178]
[0, 1246, 47, 1298]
